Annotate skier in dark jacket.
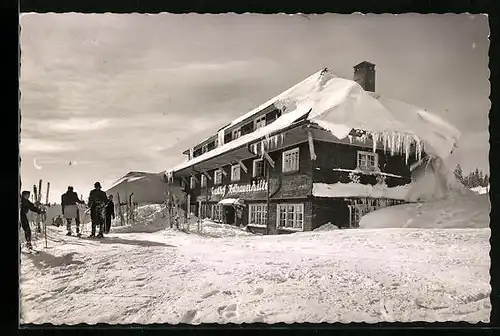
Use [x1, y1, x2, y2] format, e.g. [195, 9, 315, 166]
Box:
[20, 190, 45, 249]
[104, 195, 115, 234]
[61, 186, 85, 236]
[88, 182, 108, 238]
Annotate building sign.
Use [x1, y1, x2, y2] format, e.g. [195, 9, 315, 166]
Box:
[210, 180, 268, 198]
[227, 180, 268, 194]
[212, 186, 227, 196]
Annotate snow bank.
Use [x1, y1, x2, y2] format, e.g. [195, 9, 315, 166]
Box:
[359, 194, 490, 229]
[313, 223, 340, 231]
[198, 219, 254, 238]
[112, 204, 168, 233]
[406, 156, 473, 202]
[313, 182, 410, 200]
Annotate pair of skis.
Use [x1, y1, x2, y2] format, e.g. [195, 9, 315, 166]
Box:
[32, 179, 50, 249]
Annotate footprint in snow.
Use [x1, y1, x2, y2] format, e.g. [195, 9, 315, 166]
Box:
[201, 289, 220, 299]
[218, 303, 239, 320]
[254, 287, 264, 295]
[180, 309, 197, 324]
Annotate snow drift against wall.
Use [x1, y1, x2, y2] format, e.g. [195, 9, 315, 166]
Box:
[359, 193, 490, 229]
[312, 182, 411, 201]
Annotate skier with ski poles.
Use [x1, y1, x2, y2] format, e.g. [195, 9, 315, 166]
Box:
[20, 190, 45, 250]
[104, 194, 115, 234]
[61, 186, 85, 236]
[88, 182, 108, 238]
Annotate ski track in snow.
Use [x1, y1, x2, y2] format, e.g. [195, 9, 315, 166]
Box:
[19, 224, 490, 325]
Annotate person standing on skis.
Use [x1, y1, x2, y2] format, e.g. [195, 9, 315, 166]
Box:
[61, 186, 85, 236]
[88, 182, 108, 238]
[20, 190, 45, 249]
[104, 194, 115, 234]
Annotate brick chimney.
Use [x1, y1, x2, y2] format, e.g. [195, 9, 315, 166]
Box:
[353, 61, 376, 92]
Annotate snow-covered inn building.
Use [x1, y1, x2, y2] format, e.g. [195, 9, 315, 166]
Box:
[164, 61, 460, 234]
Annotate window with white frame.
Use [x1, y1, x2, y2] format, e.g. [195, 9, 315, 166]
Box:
[277, 203, 304, 230]
[357, 150, 378, 171]
[249, 203, 267, 226]
[254, 115, 266, 130]
[190, 176, 196, 189]
[202, 144, 208, 154]
[212, 204, 223, 222]
[201, 174, 207, 188]
[232, 128, 241, 140]
[282, 147, 300, 173]
[253, 159, 265, 178]
[214, 170, 223, 185]
[231, 164, 241, 181]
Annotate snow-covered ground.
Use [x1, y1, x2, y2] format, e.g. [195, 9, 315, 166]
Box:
[20, 203, 490, 324]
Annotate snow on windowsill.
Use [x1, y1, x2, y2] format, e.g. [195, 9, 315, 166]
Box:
[278, 227, 304, 232]
[247, 224, 267, 228]
[312, 182, 411, 201]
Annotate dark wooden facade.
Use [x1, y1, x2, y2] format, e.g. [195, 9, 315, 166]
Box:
[172, 122, 418, 234]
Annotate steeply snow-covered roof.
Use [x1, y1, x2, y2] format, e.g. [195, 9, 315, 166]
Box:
[166, 68, 460, 174]
[106, 171, 156, 191]
[224, 69, 328, 131]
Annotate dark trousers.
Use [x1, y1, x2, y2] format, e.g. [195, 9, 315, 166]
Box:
[66, 209, 81, 233]
[90, 208, 104, 236]
[105, 215, 112, 233]
[20, 216, 32, 242]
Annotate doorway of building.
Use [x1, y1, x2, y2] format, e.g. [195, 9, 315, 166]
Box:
[224, 205, 235, 225]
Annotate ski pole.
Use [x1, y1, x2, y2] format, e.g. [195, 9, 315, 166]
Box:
[44, 206, 47, 248]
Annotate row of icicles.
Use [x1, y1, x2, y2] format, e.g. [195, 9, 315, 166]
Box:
[347, 130, 424, 165]
[250, 129, 424, 165]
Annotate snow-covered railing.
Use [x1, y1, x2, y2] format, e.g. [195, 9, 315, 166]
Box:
[315, 167, 405, 179]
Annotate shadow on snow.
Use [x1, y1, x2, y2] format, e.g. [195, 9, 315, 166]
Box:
[25, 251, 84, 270]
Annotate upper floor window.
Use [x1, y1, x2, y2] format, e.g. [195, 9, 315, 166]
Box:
[231, 165, 241, 182]
[282, 147, 299, 173]
[201, 174, 207, 188]
[214, 170, 223, 185]
[202, 144, 208, 154]
[232, 128, 241, 140]
[357, 150, 378, 172]
[254, 115, 266, 130]
[190, 176, 196, 189]
[253, 159, 265, 178]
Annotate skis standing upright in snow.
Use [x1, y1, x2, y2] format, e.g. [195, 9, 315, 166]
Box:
[44, 182, 50, 248]
[32, 184, 39, 241]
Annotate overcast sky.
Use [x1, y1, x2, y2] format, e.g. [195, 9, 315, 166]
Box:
[19, 13, 489, 203]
